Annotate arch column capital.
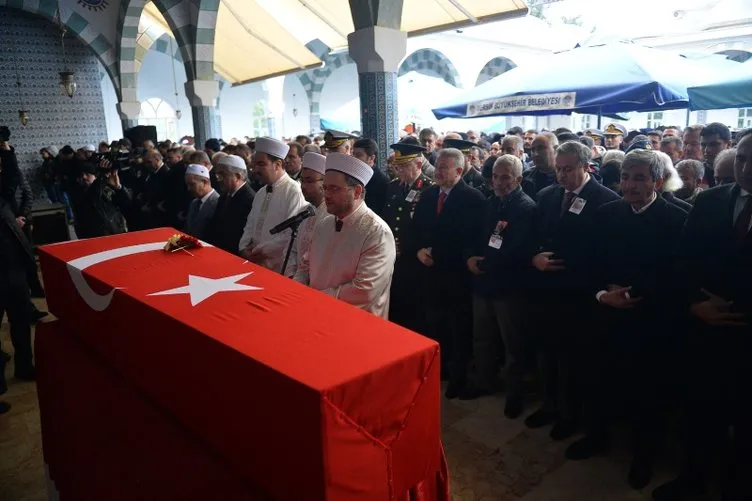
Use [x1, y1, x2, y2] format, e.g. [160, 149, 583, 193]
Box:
[347, 26, 406, 74]
[184, 80, 220, 108]
[117, 101, 142, 121]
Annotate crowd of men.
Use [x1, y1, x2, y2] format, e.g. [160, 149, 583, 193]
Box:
[0, 119, 750, 501]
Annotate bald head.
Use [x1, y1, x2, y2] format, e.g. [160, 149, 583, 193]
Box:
[143, 150, 164, 172]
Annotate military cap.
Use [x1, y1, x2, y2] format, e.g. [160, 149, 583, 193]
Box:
[584, 128, 604, 138]
[604, 123, 627, 136]
[323, 130, 357, 150]
[390, 141, 426, 165]
[443, 138, 476, 154]
[624, 139, 652, 154]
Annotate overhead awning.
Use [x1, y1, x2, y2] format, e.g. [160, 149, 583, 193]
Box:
[142, 0, 528, 86]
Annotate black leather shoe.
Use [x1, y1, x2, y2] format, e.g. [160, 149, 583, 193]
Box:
[550, 419, 579, 441]
[565, 432, 608, 458]
[652, 475, 704, 501]
[504, 396, 524, 419]
[0, 401, 10, 415]
[444, 384, 463, 400]
[628, 456, 653, 490]
[524, 408, 557, 429]
[15, 366, 36, 382]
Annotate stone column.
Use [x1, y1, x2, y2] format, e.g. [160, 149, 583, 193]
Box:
[117, 101, 141, 133]
[184, 80, 220, 146]
[348, 26, 407, 172]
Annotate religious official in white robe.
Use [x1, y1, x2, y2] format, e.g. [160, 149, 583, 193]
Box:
[305, 153, 396, 319]
[293, 152, 329, 285]
[239, 137, 307, 275]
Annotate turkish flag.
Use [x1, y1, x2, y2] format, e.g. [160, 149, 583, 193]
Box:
[36, 320, 268, 500]
[38, 228, 445, 501]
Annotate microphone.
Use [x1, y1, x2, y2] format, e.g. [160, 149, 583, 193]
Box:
[269, 205, 316, 235]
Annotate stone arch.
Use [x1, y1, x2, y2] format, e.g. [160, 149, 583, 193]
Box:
[2, 3, 119, 94]
[714, 49, 752, 63]
[299, 52, 356, 117]
[117, 0, 219, 102]
[476, 56, 517, 86]
[398, 48, 462, 88]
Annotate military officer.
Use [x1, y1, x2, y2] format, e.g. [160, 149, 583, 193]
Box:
[584, 128, 604, 147]
[383, 141, 435, 331]
[603, 123, 627, 151]
[322, 130, 357, 156]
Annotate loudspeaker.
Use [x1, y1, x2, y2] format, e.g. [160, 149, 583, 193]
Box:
[30, 203, 70, 247]
[125, 125, 158, 147]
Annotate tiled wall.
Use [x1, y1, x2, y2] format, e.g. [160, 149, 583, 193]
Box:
[0, 7, 107, 194]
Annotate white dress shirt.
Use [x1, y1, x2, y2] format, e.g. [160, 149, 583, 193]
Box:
[306, 201, 396, 319]
[292, 201, 328, 285]
[239, 173, 307, 275]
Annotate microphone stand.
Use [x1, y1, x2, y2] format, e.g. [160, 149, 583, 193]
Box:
[280, 220, 303, 277]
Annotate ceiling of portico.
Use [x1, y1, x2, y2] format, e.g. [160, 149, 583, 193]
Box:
[142, 0, 529, 85]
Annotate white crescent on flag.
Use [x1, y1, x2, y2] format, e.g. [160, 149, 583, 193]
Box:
[64, 240, 262, 311]
[66, 242, 167, 312]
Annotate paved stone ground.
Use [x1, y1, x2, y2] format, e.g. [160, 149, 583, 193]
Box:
[0, 300, 717, 500]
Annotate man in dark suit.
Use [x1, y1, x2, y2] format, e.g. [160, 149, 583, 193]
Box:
[205, 154, 255, 255]
[184, 164, 219, 241]
[524, 140, 620, 440]
[522, 132, 559, 200]
[352, 138, 389, 214]
[0, 194, 35, 382]
[410, 147, 486, 398]
[464, 154, 536, 416]
[565, 150, 688, 490]
[138, 150, 172, 229]
[443, 139, 486, 192]
[652, 128, 752, 501]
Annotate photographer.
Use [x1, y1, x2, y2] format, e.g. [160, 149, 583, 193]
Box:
[71, 159, 131, 239]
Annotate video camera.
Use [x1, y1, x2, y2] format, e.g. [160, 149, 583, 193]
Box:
[93, 149, 132, 173]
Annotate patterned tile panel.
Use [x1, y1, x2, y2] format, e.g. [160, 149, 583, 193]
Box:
[0, 7, 107, 193]
[358, 71, 398, 174]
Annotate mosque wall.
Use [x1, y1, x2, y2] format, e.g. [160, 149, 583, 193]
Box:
[0, 8, 107, 190]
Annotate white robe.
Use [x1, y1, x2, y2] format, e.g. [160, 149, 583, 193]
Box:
[292, 201, 328, 286]
[306, 201, 396, 319]
[239, 173, 307, 275]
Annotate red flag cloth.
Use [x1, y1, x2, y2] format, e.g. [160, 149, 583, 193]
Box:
[36, 320, 269, 501]
[38, 228, 447, 501]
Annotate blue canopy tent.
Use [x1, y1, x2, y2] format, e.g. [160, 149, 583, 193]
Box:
[688, 60, 752, 110]
[432, 43, 740, 126]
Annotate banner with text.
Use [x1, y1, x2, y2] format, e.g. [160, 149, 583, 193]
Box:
[466, 92, 577, 117]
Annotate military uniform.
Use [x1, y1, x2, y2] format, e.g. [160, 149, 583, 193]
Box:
[383, 173, 434, 257]
[383, 142, 435, 332]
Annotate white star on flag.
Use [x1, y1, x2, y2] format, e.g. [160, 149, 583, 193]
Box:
[148, 273, 263, 306]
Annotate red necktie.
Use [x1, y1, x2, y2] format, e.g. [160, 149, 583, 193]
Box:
[437, 191, 447, 215]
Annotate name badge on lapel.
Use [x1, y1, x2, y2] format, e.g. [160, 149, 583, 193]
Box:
[569, 197, 587, 215]
[405, 190, 418, 202]
[488, 235, 503, 249]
